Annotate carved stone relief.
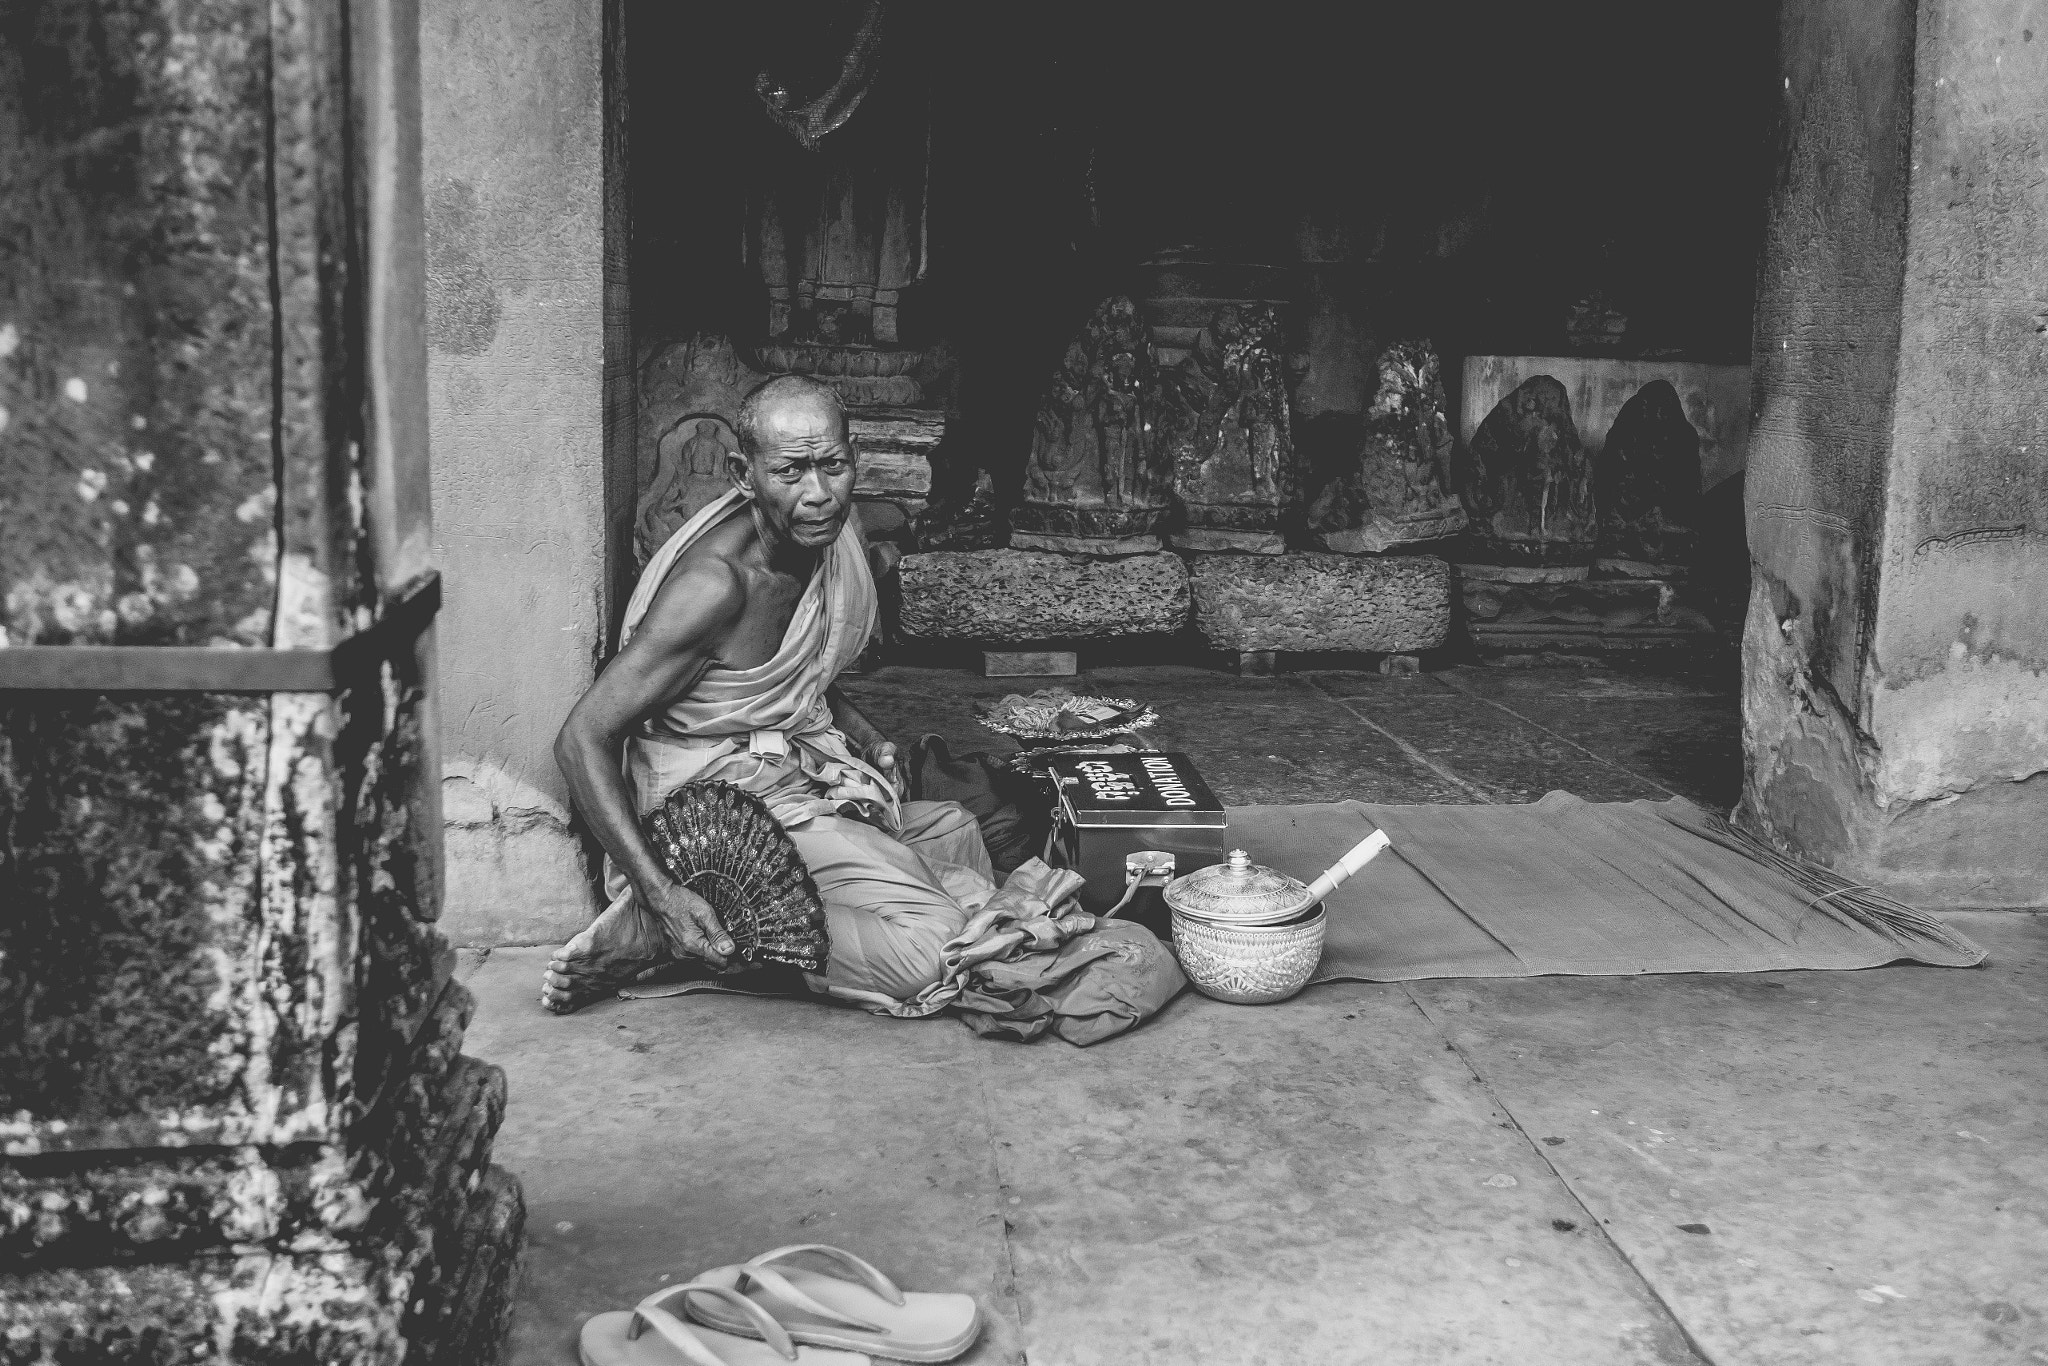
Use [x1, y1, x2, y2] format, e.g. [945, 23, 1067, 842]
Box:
[1457, 375, 1598, 571]
[1161, 303, 1296, 554]
[1009, 296, 1172, 555]
[1597, 379, 1701, 568]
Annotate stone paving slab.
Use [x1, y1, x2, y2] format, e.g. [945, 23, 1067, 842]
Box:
[977, 981, 1699, 1366]
[1406, 912, 2048, 1366]
[470, 959, 1024, 1366]
[1305, 673, 1675, 804]
[839, 666, 1474, 806]
[468, 954, 1700, 1366]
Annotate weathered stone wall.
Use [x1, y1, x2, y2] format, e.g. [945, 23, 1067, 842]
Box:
[1, 1, 524, 1356]
[1741, 0, 2048, 907]
[422, 0, 614, 946]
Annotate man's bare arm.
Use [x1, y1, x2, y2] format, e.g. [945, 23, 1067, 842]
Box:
[827, 684, 904, 793]
[554, 559, 746, 963]
[827, 683, 885, 752]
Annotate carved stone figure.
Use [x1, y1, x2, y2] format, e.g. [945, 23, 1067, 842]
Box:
[1457, 375, 1597, 570]
[1009, 297, 1171, 555]
[1597, 380, 1701, 566]
[634, 336, 764, 566]
[637, 417, 742, 564]
[1308, 339, 1468, 554]
[1161, 304, 1295, 554]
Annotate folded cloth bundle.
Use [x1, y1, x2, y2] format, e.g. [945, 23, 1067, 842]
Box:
[860, 858, 1187, 1044]
[954, 919, 1187, 1046]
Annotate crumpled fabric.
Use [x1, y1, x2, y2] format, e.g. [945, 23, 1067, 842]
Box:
[848, 859, 1187, 1045]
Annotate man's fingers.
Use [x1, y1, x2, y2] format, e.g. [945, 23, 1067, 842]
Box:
[693, 901, 736, 960]
[661, 885, 734, 962]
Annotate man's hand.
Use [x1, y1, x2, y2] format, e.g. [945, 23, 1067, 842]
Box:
[864, 738, 909, 798]
[641, 878, 736, 967]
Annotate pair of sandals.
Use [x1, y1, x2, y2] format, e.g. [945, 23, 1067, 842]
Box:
[581, 1244, 983, 1366]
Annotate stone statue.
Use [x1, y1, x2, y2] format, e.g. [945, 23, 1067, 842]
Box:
[1009, 296, 1172, 555]
[1458, 375, 1597, 571]
[1308, 340, 1468, 554]
[747, 1, 926, 345]
[636, 417, 742, 565]
[1161, 304, 1296, 554]
[1597, 379, 1700, 567]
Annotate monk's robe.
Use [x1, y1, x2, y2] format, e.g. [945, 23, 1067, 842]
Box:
[604, 489, 996, 1006]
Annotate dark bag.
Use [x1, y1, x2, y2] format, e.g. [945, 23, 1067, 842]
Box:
[903, 734, 1051, 876]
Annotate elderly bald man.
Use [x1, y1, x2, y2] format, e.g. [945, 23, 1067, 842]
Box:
[542, 375, 993, 1013]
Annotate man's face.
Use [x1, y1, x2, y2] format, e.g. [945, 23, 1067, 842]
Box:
[736, 395, 857, 550]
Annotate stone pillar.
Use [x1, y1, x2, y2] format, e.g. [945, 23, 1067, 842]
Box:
[1, 1, 521, 1358]
[1742, 0, 2048, 907]
[422, 0, 626, 945]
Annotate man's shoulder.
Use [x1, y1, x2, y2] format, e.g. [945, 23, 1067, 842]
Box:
[638, 531, 749, 640]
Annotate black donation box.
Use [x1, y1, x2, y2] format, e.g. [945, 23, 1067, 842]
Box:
[1046, 751, 1228, 915]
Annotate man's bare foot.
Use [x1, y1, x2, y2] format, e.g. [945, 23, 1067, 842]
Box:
[541, 898, 670, 1014]
[540, 880, 737, 1014]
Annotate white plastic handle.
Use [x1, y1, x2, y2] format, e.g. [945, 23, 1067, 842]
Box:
[1301, 830, 1391, 906]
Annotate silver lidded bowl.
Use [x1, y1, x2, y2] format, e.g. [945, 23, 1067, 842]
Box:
[1164, 849, 1326, 1005]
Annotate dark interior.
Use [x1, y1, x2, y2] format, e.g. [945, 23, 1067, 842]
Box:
[630, 0, 1776, 474]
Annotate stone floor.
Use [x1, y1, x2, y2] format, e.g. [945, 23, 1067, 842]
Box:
[462, 658, 2048, 1366]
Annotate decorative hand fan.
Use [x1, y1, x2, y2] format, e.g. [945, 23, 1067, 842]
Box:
[642, 781, 828, 972]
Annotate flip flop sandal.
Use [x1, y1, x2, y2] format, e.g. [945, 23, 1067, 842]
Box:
[581, 1280, 871, 1366]
[683, 1244, 981, 1364]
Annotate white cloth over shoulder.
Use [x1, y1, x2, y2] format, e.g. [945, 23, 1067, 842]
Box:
[614, 488, 897, 830]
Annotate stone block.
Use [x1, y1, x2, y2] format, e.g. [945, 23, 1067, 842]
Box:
[984, 651, 1078, 678]
[1187, 553, 1452, 653]
[898, 550, 1191, 643]
[1458, 570, 1716, 642]
[850, 406, 942, 516]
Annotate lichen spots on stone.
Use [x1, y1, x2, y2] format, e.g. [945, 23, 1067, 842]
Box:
[236, 487, 275, 524]
[0, 696, 279, 1143]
